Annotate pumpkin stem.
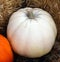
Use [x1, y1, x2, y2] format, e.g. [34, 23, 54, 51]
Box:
[27, 10, 35, 19]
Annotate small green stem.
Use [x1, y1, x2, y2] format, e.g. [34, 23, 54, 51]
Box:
[27, 11, 34, 19]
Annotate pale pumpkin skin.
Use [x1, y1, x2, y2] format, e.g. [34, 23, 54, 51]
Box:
[7, 7, 57, 58]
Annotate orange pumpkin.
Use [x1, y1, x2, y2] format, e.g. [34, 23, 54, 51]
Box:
[0, 34, 13, 62]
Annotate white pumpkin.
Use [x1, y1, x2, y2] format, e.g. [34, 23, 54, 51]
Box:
[7, 7, 57, 58]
